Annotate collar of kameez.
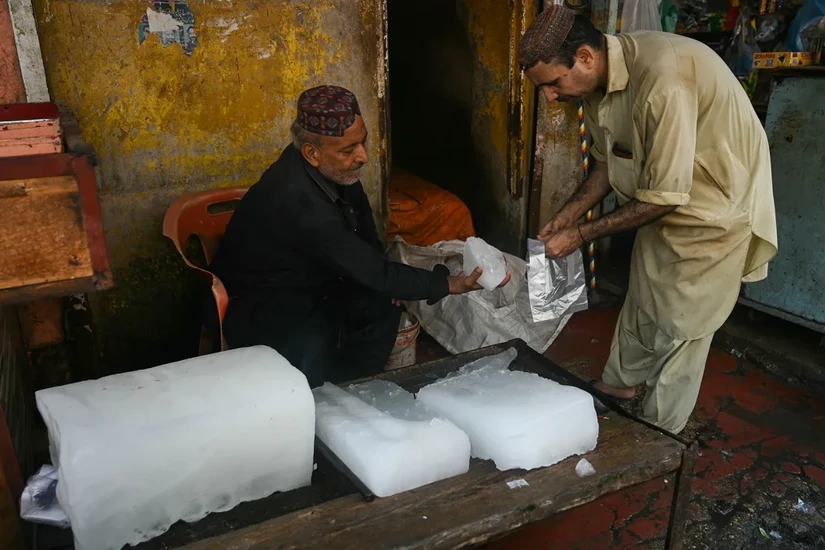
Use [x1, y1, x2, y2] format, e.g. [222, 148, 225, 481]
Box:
[604, 34, 630, 94]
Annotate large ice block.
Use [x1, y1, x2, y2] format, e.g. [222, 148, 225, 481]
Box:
[463, 237, 508, 291]
[314, 381, 470, 497]
[36, 346, 315, 550]
[416, 349, 599, 471]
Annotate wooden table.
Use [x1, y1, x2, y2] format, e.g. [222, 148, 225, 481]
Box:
[37, 340, 696, 550]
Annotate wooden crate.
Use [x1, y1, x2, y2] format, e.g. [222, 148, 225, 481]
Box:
[0, 103, 63, 159]
[0, 153, 112, 305]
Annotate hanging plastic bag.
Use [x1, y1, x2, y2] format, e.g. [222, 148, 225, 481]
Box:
[755, 14, 785, 43]
[526, 239, 588, 323]
[725, 6, 760, 76]
[621, 0, 663, 33]
[20, 465, 70, 528]
[660, 0, 679, 32]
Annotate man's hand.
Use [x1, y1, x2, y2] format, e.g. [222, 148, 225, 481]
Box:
[540, 226, 583, 258]
[391, 299, 405, 307]
[538, 211, 575, 239]
[447, 267, 512, 295]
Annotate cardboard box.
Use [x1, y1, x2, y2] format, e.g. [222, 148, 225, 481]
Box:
[753, 51, 814, 69]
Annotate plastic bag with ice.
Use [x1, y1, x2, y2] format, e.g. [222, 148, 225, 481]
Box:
[20, 465, 70, 528]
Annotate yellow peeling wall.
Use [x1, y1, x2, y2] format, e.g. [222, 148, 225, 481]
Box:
[34, 0, 388, 373]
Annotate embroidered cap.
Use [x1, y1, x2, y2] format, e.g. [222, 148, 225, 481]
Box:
[297, 85, 361, 137]
[518, 4, 576, 69]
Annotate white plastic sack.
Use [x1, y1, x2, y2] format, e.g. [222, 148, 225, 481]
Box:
[388, 238, 584, 354]
[621, 0, 663, 32]
[36, 346, 316, 550]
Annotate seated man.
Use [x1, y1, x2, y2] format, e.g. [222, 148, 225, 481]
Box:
[210, 85, 509, 387]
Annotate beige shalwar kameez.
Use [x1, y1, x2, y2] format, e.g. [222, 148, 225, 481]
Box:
[583, 32, 778, 433]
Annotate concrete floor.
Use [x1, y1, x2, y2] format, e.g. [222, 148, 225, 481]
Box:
[462, 308, 825, 549]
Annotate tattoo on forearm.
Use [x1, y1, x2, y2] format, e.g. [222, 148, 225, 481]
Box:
[582, 200, 676, 241]
[568, 164, 611, 217]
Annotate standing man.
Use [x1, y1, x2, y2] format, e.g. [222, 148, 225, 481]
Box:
[518, 7, 777, 433]
[210, 85, 509, 388]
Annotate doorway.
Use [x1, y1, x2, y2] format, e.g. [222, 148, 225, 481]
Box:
[388, 0, 475, 206]
[387, 0, 535, 254]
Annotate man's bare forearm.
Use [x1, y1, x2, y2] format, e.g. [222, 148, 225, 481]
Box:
[559, 162, 611, 222]
[579, 200, 676, 241]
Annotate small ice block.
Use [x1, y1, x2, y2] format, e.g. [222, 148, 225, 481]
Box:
[417, 349, 599, 471]
[575, 458, 596, 477]
[463, 237, 507, 291]
[314, 382, 470, 497]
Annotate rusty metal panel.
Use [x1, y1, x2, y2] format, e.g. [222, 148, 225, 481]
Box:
[740, 77, 825, 332]
[529, 100, 581, 236]
[591, 0, 619, 34]
[460, 0, 532, 254]
[507, 0, 538, 200]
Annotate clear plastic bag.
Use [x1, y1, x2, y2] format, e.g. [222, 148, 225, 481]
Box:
[19, 465, 70, 528]
[725, 6, 760, 76]
[621, 0, 664, 32]
[755, 14, 785, 42]
[660, 0, 679, 32]
[526, 239, 588, 323]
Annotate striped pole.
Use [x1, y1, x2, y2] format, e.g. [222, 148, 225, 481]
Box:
[578, 101, 596, 291]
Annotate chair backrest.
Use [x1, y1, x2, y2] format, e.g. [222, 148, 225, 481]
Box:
[162, 187, 248, 268]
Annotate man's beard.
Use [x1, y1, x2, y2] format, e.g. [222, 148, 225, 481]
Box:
[318, 162, 364, 185]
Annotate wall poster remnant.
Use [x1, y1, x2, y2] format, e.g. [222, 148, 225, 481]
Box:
[138, 0, 198, 56]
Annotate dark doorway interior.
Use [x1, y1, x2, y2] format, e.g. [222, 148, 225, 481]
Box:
[388, 0, 476, 209]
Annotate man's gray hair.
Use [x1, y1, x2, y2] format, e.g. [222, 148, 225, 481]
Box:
[291, 118, 322, 149]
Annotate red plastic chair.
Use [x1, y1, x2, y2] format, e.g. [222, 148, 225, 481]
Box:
[162, 187, 248, 354]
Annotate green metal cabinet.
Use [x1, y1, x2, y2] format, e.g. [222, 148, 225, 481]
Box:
[740, 76, 825, 333]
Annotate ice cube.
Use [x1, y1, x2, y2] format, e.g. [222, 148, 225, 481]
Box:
[417, 349, 599, 471]
[575, 458, 596, 477]
[36, 346, 315, 550]
[314, 382, 470, 497]
[463, 237, 508, 291]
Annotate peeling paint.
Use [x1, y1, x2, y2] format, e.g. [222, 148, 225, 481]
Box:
[221, 22, 238, 36]
[42, 0, 53, 22]
[146, 9, 181, 33]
